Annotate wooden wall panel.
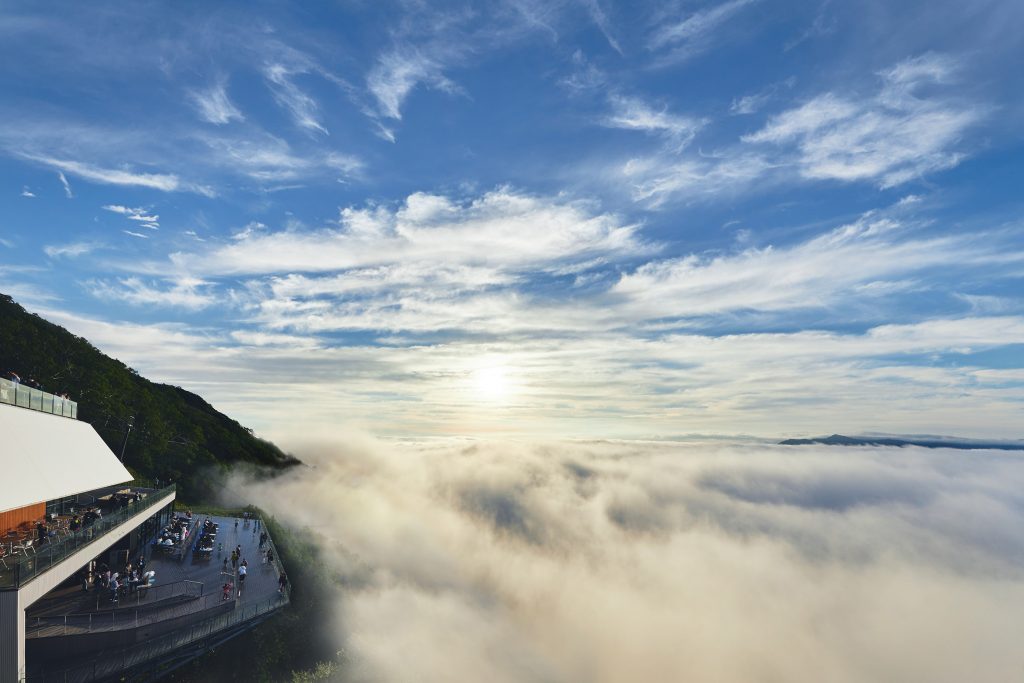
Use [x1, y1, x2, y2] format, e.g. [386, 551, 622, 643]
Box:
[0, 501, 45, 537]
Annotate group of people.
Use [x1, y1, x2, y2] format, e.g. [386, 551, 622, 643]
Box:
[217, 518, 288, 599]
[84, 555, 154, 603]
[195, 518, 219, 554]
[32, 506, 105, 546]
[154, 515, 191, 550]
[113, 491, 144, 509]
[223, 543, 249, 599]
[82, 508, 102, 525]
[4, 370, 40, 389]
[3, 369, 71, 399]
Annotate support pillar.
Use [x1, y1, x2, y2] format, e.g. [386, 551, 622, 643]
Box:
[0, 589, 25, 681]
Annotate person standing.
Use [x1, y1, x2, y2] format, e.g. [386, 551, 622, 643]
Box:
[231, 549, 238, 569]
[277, 571, 287, 593]
[238, 563, 247, 595]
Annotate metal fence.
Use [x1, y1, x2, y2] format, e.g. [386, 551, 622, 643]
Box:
[23, 581, 291, 682]
[0, 378, 77, 419]
[26, 581, 205, 637]
[0, 485, 176, 589]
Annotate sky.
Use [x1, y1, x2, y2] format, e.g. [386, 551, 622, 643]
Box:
[1, 0, 1023, 441]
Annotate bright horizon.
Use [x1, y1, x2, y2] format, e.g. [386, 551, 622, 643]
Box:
[1, 2, 1022, 444]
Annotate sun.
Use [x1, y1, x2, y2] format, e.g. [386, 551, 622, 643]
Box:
[473, 365, 513, 401]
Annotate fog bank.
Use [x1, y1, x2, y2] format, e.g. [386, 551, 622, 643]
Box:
[230, 438, 1024, 682]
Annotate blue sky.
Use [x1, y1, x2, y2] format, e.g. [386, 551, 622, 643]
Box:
[1, 0, 1022, 440]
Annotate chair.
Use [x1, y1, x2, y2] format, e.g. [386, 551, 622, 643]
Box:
[0, 546, 9, 570]
[13, 538, 34, 556]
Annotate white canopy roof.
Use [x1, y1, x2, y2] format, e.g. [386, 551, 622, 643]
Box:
[0, 405, 132, 513]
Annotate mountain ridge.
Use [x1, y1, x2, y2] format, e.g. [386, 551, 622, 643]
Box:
[0, 293, 300, 500]
[779, 433, 1024, 451]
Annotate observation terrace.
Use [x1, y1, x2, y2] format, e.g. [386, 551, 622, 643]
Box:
[0, 378, 77, 419]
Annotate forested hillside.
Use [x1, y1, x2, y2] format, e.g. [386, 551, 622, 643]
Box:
[0, 293, 300, 500]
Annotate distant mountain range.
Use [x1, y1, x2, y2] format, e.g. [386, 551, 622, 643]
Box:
[779, 434, 1024, 451]
[0, 293, 300, 501]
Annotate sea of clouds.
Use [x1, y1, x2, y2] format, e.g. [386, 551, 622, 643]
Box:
[230, 437, 1024, 682]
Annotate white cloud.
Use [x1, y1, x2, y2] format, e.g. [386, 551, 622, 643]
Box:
[20, 186, 35, 198]
[123, 188, 648, 339]
[367, 49, 461, 120]
[225, 437, 1024, 682]
[122, 230, 149, 239]
[579, 0, 623, 54]
[57, 171, 73, 198]
[169, 189, 648, 277]
[729, 78, 795, 115]
[955, 293, 1018, 315]
[231, 221, 266, 241]
[230, 329, 321, 349]
[618, 54, 984, 207]
[648, 0, 759, 64]
[197, 133, 362, 183]
[87, 276, 216, 309]
[27, 155, 213, 195]
[43, 241, 101, 259]
[26, 294, 1024, 440]
[743, 94, 859, 143]
[611, 214, 1010, 320]
[730, 91, 771, 115]
[263, 62, 327, 135]
[189, 79, 244, 125]
[621, 151, 773, 207]
[103, 204, 159, 228]
[603, 94, 705, 151]
[743, 54, 982, 187]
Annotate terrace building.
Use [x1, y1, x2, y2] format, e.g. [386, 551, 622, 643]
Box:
[0, 379, 289, 682]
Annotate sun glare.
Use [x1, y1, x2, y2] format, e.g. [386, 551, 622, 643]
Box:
[473, 365, 512, 401]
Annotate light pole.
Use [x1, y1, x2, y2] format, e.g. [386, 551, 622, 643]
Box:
[119, 416, 134, 462]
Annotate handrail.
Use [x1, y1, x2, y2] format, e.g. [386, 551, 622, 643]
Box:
[0, 378, 77, 419]
[25, 580, 206, 637]
[23, 586, 290, 681]
[21, 514, 291, 681]
[0, 485, 176, 589]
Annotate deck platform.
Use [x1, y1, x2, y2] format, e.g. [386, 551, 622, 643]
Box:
[23, 515, 289, 682]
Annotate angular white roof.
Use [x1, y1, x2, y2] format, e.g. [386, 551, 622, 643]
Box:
[0, 405, 132, 514]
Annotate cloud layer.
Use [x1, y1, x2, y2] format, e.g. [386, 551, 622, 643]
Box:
[231, 437, 1024, 682]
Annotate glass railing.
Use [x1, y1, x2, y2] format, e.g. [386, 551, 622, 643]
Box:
[0, 378, 77, 419]
[0, 485, 176, 589]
